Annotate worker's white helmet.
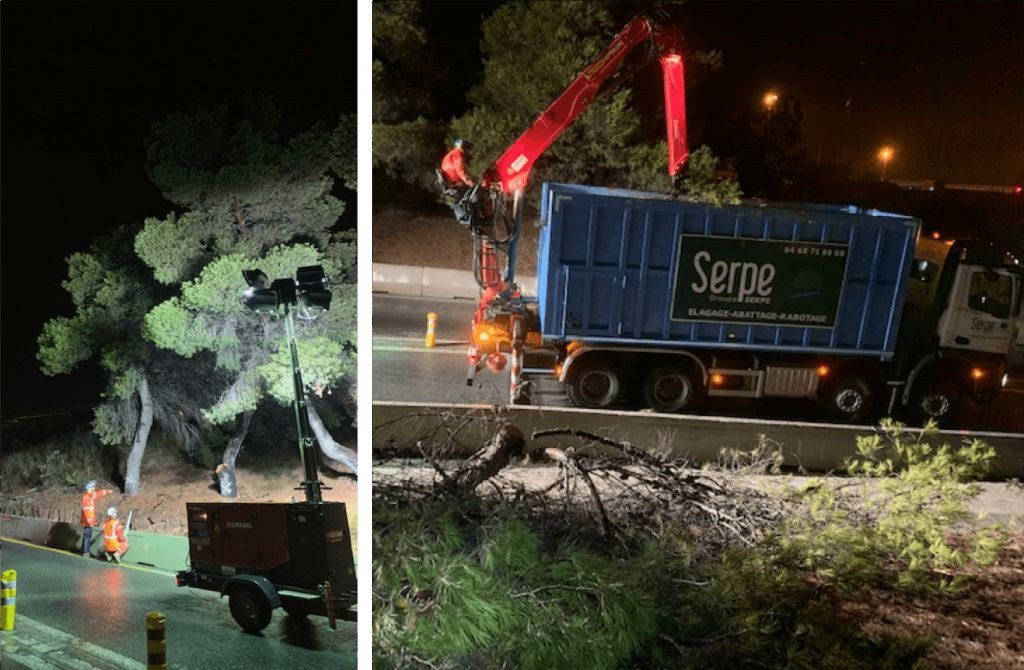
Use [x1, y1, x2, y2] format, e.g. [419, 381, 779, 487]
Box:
[84, 480, 97, 491]
[106, 507, 117, 517]
[453, 138, 463, 148]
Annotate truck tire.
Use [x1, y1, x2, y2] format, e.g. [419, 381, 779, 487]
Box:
[910, 382, 960, 426]
[567, 359, 625, 408]
[642, 366, 700, 413]
[824, 375, 876, 423]
[229, 586, 273, 633]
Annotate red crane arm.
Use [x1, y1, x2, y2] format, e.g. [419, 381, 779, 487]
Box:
[484, 15, 689, 193]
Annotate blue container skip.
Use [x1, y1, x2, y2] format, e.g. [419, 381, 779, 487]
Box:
[536, 182, 920, 359]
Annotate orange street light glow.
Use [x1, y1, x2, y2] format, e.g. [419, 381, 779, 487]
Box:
[878, 146, 895, 180]
[762, 91, 779, 109]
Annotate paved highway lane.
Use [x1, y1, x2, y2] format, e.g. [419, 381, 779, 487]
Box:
[372, 294, 1024, 432]
[373, 294, 514, 405]
[0, 540, 356, 670]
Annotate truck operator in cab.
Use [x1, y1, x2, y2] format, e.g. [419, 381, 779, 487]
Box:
[80, 480, 113, 556]
[102, 507, 130, 563]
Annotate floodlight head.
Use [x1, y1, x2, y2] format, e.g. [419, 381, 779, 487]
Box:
[242, 269, 269, 290]
[242, 268, 278, 313]
[271, 277, 298, 306]
[296, 265, 332, 312]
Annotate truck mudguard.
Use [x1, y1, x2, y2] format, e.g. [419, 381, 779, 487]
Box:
[537, 183, 919, 359]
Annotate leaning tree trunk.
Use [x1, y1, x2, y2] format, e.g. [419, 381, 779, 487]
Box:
[217, 409, 255, 498]
[305, 400, 357, 476]
[123, 375, 154, 495]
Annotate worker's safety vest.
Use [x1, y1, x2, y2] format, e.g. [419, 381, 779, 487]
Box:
[440, 148, 470, 186]
[81, 493, 98, 527]
[102, 519, 122, 552]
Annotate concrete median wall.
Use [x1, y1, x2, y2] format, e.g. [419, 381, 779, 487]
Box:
[2, 514, 188, 572]
[374, 262, 536, 299]
[372, 401, 1024, 478]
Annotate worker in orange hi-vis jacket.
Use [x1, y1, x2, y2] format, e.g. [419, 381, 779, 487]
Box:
[80, 480, 113, 556]
[440, 138, 474, 187]
[102, 507, 130, 563]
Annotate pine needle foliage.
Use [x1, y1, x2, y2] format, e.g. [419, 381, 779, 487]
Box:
[374, 506, 660, 669]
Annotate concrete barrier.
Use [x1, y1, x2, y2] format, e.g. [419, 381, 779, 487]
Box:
[1, 515, 52, 545]
[372, 263, 424, 296]
[372, 401, 1024, 478]
[374, 263, 536, 299]
[421, 267, 478, 299]
[123, 531, 189, 573]
[2, 514, 188, 572]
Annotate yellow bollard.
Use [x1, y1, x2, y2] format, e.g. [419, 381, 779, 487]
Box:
[1, 569, 16, 631]
[425, 312, 438, 347]
[146, 611, 167, 670]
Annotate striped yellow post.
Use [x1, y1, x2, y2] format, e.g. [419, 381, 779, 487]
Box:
[145, 611, 167, 669]
[1, 569, 16, 631]
[425, 312, 438, 347]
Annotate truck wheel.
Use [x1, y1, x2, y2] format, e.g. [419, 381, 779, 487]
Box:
[911, 383, 959, 426]
[567, 359, 625, 408]
[643, 366, 700, 413]
[229, 586, 273, 633]
[824, 375, 876, 423]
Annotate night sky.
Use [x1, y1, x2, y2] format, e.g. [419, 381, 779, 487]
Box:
[680, 2, 1024, 184]
[418, 1, 1022, 184]
[1, 1, 356, 417]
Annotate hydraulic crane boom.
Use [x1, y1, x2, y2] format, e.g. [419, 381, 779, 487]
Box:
[484, 15, 689, 194]
[443, 14, 692, 402]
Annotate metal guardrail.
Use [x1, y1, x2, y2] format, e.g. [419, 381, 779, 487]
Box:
[372, 401, 1024, 478]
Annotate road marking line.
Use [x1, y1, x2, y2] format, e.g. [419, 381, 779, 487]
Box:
[0, 537, 174, 577]
[373, 337, 469, 354]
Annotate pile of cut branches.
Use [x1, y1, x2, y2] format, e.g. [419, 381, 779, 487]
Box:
[375, 418, 788, 561]
[373, 413, 1006, 670]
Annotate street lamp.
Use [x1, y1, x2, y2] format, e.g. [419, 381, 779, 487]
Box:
[242, 265, 332, 504]
[762, 91, 779, 111]
[878, 146, 894, 181]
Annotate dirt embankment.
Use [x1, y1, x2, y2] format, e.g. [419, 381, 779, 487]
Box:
[372, 204, 540, 276]
[2, 465, 358, 538]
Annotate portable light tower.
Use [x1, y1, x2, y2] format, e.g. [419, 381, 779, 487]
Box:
[242, 265, 332, 504]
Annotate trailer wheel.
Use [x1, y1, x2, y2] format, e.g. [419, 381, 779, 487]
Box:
[824, 375, 876, 423]
[229, 586, 273, 633]
[643, 366, 700, 413]
[567, 359, 625, 408]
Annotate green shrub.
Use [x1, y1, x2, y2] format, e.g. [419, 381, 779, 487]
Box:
[779, 419, 1003, 591]
[2, 430, 107, 490]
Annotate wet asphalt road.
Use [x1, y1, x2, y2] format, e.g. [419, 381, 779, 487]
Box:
[2, 540, 356, 669]
[372, 294, 1024, 432]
